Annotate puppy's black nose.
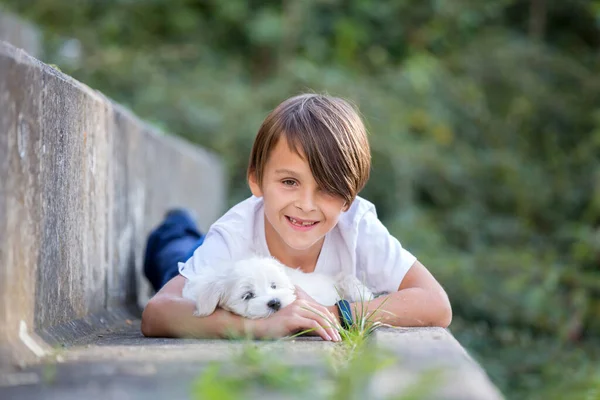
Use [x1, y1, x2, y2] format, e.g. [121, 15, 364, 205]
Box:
[267, 299, 281, 311]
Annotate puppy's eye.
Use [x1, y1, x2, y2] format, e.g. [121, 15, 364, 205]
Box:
[242, 291, 255, 301]
[271, 283, 277, 289]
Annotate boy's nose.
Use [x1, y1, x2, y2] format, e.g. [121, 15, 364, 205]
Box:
[267, 299, 281, 311]
[295, 191, 317, 212]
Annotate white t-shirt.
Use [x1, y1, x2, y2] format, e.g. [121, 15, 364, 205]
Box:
[178, 196, 417, 294]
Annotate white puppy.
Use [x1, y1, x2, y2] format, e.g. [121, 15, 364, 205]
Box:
[181, 256, 374, 319]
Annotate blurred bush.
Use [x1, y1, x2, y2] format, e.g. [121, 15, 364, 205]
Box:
[2, 0, 599, 398]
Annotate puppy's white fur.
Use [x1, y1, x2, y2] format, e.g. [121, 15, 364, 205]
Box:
[181, 257, 296, 319]
[181, 256, 374, 319]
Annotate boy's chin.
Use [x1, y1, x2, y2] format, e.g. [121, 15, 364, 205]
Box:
[283, 238, 322, 251]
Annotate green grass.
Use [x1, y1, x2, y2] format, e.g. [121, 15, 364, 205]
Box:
[191, 344, 317, 400]
[191, 295, 443, 400]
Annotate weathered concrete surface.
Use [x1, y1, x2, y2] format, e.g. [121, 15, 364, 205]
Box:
[0, 11, 41, 58]
[0, 41, 225, 369]
[371, 328, 504, 400]
[0, 324, 503, 400]
[2, 316, 334, 400]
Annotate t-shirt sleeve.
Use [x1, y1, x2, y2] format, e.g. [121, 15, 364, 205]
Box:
[178, 228, 232, 279]
[355, 209, 417, 293]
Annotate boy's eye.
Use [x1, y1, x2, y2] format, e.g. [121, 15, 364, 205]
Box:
[242, 291, 255, 301]
[271, 283, 277, 289]
[282, 179, 297, 186]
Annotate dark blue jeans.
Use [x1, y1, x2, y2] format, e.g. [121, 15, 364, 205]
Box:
[143, 210, 205, 292]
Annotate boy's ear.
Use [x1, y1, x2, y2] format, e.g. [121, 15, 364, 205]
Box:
[194, 280, 225, 317]
[248, 170, 264, 198]
[342, 201, 350, 212]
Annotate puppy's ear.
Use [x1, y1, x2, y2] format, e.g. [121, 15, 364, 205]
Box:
[183, 276, 225, 317]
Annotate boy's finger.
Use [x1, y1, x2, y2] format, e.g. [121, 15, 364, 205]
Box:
[300, 308, 339, 342]
[317, 308, 341, 341]
[299, 317, 331, 341]
[316, 305, 342, 332]
[316, 306, 341, 340]
[328, 326, 340, 342]
[294, 302, 341, 341]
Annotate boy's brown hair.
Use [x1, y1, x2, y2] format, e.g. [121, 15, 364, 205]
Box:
[248, 93, 371, 205]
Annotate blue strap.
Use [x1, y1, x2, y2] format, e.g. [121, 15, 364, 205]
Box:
[336, 299, 353, 330]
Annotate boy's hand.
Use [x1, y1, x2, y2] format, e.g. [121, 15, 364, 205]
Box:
[256, 295, 342, 342]
[294, 285, 342, 328]
[294, 286, 342, 333]
[293, 285, 318, 304]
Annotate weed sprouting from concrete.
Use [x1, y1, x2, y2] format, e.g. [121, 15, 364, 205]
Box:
[41, 363, 57, 385]
[190, 344, 318, 399]
[190, 294, 442, 400]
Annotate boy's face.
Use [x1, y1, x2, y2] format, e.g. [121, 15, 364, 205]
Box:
[249, 137, 347, 256]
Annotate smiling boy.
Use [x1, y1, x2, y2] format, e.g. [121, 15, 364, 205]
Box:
[141, 94, 452, 342]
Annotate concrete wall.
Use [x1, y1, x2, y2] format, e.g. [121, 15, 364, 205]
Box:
[0, 41, 225, 367]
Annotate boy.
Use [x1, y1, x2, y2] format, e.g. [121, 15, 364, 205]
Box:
[141, 94, 452, 342]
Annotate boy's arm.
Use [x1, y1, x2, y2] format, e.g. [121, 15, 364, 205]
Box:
[327, 260, 452, 328]
[141, 275, 341, 341]
[141, 275, 260, 338]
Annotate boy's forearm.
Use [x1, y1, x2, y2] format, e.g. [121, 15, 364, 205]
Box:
[141, 296, 261, 339]
[327, 288, 452, 328]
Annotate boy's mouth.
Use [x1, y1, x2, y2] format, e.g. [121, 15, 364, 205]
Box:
[285, 216, 319, 229]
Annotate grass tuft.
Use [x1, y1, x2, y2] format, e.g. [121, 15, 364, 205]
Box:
[191, 287, 442, 399]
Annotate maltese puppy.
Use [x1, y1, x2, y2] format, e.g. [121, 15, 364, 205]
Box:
[181, 256, 374, 319]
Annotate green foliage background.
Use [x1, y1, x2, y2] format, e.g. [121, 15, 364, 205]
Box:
[3, 0, 600, 398]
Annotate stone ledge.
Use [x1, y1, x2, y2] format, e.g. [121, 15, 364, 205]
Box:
[0, 40, 225, 368]
[371, 327, 504, 399]
[1, 323, 504, 399]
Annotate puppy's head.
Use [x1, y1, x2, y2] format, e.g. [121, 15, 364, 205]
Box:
[188, 257, 296, 319]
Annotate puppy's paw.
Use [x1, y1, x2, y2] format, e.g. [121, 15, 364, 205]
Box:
[193, 303, 215, 317]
